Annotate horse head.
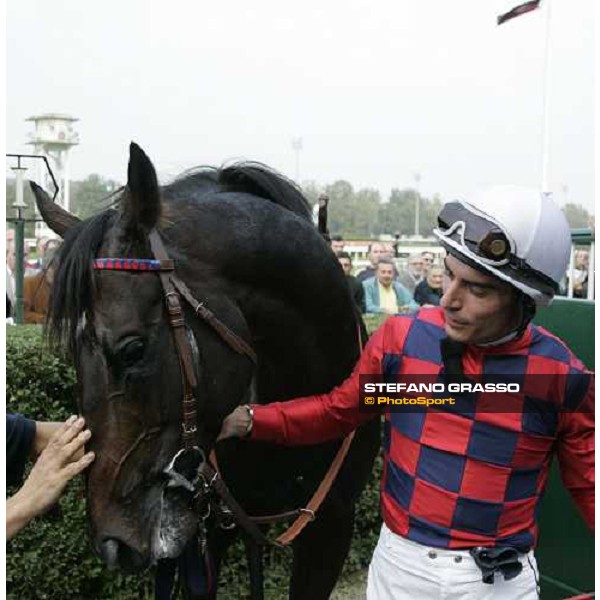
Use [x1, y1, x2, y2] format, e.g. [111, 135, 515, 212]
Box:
[33, 143, 256, 571]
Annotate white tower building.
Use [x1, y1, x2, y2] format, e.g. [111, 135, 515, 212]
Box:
[26, 113, 79, 237]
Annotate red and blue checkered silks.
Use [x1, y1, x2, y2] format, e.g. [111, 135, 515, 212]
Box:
[250, 307, 594, 549]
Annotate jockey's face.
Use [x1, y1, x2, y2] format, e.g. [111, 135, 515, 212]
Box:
[440, 255, 520, 344]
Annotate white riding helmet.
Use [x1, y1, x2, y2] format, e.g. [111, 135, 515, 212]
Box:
[433, 186, 571, 306]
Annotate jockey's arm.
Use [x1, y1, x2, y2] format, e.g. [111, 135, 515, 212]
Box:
[219, 323, 389, 445]
[557, 372, 595, 530]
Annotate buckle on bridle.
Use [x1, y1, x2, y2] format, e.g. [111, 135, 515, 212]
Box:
[182, 422, 198, 435]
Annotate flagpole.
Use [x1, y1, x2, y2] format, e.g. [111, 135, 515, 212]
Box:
[540, 0, 553, 193]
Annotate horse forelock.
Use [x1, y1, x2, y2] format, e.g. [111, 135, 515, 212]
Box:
[47, 209, 118, 355]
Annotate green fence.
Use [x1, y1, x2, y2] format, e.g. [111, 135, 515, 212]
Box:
[534, 297, 595, 599]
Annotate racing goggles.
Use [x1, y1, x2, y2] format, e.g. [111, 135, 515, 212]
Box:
[436, 201, 513, 265]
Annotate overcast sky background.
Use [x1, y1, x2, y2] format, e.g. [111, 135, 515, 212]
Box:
[6, 0, 595, 212]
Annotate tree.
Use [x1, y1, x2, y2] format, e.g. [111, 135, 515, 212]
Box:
[378, 188, 416, 237]
[376, 189, 442, 238]
[354, 188, 381, 237]
[324, 180, 356, 237]
[562, 203, 592, 229]
[70, 174, 121, 220]
[300, 180, 324, 207]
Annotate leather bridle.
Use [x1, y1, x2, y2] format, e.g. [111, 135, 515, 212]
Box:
[92, 228, 356, 549]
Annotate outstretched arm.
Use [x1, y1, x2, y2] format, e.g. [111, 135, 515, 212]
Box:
[219, 322, 391, 445]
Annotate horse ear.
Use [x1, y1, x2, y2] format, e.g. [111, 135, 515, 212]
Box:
[122, 142, 161, 232]
[29, 181, 81, 238]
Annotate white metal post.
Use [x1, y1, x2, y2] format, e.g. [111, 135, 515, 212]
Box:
[540, 0, 553, 192]
[587, 242, 594, 300]
[567, 245, 575, 298]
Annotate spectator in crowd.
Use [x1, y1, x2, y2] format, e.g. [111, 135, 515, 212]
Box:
[23, 246, 60, 324]
[330, 235, 345, 253]
[356, 242, 387, 283]
[572, 249, 589, 298]
[24, 245, 38, 276]
[336, 251, 365, 313]
[363, 258, 418, 314]
[6, 227, 16, 247]
[413, 264, 444, 306]
[6, 243, 16, 320]
[26, 236, 50, 273]
[6, 414, 95, 539]
[397, 253, 424, 295]
[218, 187, 593, 600]
[421, 250, 435, 274]
[382, 243, 396, 260]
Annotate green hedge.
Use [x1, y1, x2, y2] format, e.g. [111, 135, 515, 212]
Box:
[6, 326, 382, 599]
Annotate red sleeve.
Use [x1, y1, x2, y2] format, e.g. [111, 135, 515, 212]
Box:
[557, 373, 595, 530]
[250, 320, 391, 445]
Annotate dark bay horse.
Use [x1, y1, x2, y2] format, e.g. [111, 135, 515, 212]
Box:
[32, 143, 380, 599]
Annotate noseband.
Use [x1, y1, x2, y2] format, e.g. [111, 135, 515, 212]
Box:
[92, 228, 355, 549]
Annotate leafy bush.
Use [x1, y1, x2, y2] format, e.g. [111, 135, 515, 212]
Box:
[6, 325, 382, 599]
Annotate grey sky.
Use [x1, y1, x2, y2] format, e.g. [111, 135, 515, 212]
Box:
[6, 0, 595, 212]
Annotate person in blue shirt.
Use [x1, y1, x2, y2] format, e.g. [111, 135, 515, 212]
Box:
[6, 413, 95, 539]
[363, 258, 418, 314]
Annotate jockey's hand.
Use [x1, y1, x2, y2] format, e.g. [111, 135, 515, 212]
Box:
[7, 416, 95, 539]
[217, 406, 252, 441]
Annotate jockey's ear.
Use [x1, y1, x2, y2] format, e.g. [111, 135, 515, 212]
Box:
[122, 141, 161, 234]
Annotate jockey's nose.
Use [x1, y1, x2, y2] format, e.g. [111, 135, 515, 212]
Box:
[440, 278, 462, 310]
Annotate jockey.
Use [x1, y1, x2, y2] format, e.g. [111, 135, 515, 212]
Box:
[219, 187, 594, 600]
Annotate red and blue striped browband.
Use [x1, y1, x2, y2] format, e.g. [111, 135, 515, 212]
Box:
[93, 258, 174, 271]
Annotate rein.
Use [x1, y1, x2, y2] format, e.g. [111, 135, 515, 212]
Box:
[92, 229, 355, 549]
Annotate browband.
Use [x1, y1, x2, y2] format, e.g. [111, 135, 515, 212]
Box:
[93, 258, 175, 271]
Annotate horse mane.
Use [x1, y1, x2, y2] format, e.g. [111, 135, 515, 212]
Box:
[166, 162, 312, 222]
[47, 209, 118, 354]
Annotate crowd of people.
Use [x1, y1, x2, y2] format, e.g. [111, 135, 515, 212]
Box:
[334, 240, 445, 315]
[333, 236, 593, 316]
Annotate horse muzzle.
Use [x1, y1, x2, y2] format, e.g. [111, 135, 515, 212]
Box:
[98, 536, 150, 572]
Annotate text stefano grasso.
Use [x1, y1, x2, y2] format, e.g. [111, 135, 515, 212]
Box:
[362, 382, 521, 394]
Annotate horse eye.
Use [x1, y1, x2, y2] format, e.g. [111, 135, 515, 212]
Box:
[119, 339, 146, 366]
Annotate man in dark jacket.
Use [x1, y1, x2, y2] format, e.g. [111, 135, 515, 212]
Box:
[414, 264, 444, 306]
[336, 251, 365, 313]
